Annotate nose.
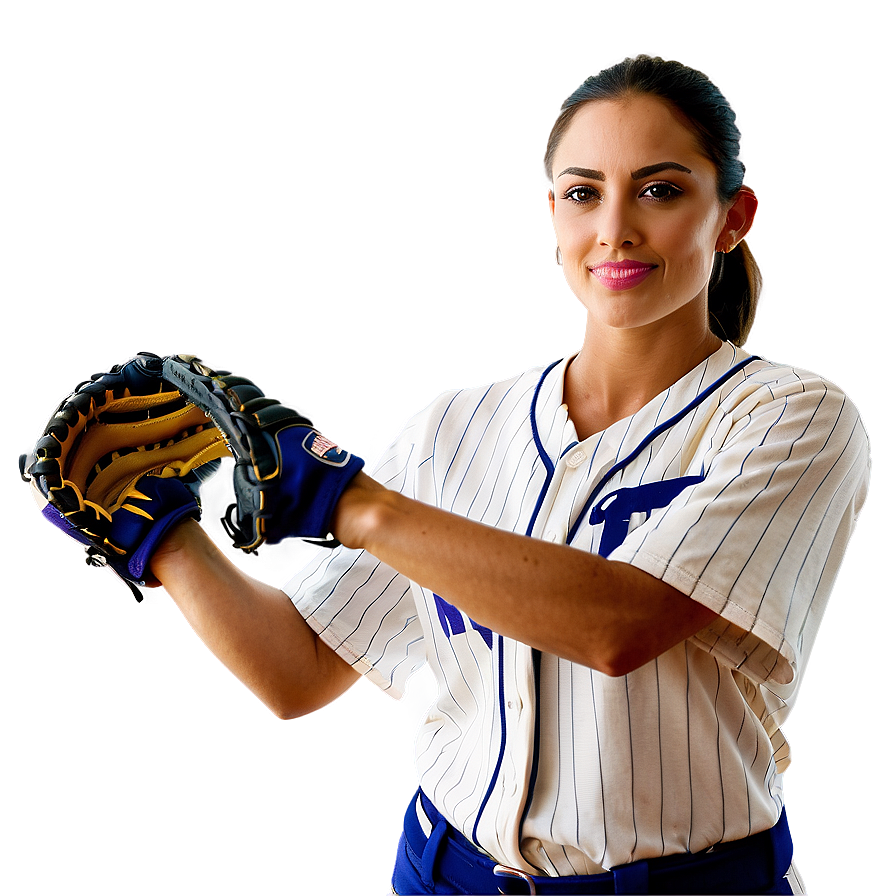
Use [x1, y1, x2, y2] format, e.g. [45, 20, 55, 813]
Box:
[597, 196, 640, 249]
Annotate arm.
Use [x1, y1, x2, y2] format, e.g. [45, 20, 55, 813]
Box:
[333, 473, 718, 677]
[150, 520, 360, 718]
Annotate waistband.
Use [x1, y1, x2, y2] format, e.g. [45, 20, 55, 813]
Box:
[402, 789, 793, 894]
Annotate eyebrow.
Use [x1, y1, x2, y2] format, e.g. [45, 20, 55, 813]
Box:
[632, 161, 692, 179]
[556, 161, 693, 181]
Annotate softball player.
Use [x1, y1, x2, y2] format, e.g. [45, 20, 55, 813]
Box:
[151, 56, 869, 894]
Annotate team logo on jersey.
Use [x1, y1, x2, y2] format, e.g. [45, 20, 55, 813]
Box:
[433, 594, 493, 649]
[302, 432, 351, 466]
[590, 474, 705, 556]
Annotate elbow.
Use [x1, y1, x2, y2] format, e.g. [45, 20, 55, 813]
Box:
[268, 695, 320, 720]
[252, 682, 315, 722]
[590, 643, 651, 678]
[275, 710, 305, 721]
[271, 703, 304, 721]
[598, 658, 643, 678]
[559, 631, 641, 678]
[266, 684, 344, 720]
[257, 629, 359, 720]
[593, 657, 635, 679]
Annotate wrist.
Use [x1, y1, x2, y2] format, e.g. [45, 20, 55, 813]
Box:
[149, 517, 206, 582]
[331, 472, 395, 550]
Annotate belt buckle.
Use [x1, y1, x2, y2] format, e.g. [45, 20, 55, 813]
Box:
[493, 863, 537, 895]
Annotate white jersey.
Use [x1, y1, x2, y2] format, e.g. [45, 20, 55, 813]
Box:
[286, 342, 869, 876]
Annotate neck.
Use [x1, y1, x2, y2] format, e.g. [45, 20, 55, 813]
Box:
[564, 312, 723, 439]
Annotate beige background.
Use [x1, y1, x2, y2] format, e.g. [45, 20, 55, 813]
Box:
[2, 2, 888, 893]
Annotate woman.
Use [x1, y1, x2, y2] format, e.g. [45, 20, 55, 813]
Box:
[151, 57, 869, 893]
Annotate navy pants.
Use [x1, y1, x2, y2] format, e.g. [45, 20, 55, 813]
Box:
[393, 790, 795, 895]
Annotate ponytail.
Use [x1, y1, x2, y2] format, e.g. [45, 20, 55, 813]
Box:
[708, 240, 762, 346]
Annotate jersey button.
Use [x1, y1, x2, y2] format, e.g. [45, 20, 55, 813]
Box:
[566, 448, 587, 468]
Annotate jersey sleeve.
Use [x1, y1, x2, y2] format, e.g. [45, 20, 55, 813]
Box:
[283, 403, 438, 699]
[610, 368, 870, 688]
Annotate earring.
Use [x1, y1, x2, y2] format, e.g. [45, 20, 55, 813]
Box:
[556, 246, 563, 266]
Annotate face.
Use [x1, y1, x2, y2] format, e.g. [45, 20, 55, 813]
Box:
[549, 93, 754, 337]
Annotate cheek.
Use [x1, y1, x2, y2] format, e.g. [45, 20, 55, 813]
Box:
[557, 215, 592, 256]
[663, 215, 718, 279]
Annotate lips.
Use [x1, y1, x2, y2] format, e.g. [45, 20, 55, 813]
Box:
[589, 260, 657, 291]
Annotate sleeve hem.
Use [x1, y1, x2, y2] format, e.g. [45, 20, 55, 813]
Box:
[621, 549, 796, 685]
[299, 607, 403, 699]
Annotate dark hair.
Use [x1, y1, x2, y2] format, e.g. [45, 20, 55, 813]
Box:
[545, 55, 761, 346]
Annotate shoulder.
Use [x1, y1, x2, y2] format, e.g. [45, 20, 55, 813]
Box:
[719, 350, 870, 503]
[725, 351, 867, 435]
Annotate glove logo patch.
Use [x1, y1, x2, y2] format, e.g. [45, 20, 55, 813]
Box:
[304, 432, 351, 466]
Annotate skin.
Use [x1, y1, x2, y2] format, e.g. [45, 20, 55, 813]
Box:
[151, 92, 757, 718]
[550, 94, 757, 437]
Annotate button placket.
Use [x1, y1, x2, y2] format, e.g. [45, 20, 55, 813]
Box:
[540, 443, 594, 545]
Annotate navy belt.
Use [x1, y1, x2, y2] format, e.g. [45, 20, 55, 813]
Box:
[399, 789, 793, 895]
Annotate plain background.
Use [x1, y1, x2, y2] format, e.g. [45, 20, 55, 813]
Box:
[2, 2, 889, 893]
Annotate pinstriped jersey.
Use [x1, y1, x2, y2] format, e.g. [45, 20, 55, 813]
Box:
[286, 342, 869, 876]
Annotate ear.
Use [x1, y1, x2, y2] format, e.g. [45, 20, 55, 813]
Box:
[716, 187, 758, 252]
[547, 187, 557, 243]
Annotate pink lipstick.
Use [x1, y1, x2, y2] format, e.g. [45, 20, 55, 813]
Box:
[589, 260, 656, 291]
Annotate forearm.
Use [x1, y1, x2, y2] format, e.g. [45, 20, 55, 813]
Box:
[150, 520, 359, 717]
[334, 474, 717, 676]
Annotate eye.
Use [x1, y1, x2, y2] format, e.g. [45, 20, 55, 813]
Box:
[640, 182, 683, 202]
[562, 185, 601, 205]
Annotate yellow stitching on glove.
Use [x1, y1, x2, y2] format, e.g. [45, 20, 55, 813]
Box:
[120, 486, 155, 521]
[121, 503, 155, 521]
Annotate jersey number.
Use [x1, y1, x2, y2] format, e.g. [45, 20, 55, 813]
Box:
[433, 594, 494, 649]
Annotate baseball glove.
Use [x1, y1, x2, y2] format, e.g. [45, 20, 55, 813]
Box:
[20, 352, 229, 600]
[162, 354, 364, 552]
